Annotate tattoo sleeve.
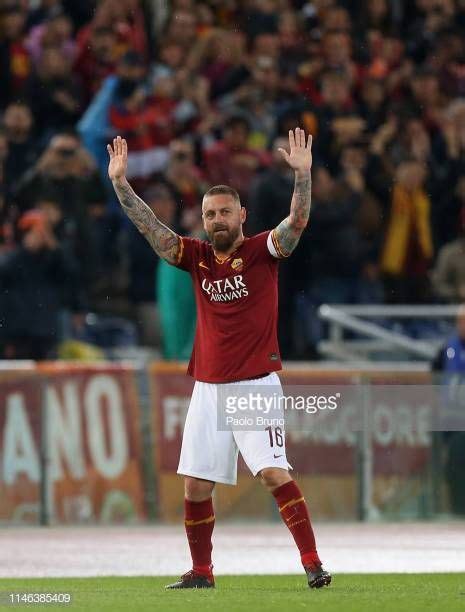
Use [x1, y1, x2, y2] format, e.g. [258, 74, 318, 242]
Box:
[113, 178, 180, 265]
[273, 171, 311, 256]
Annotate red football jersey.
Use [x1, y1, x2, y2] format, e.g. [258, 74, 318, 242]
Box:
[175, 231, 284, 383]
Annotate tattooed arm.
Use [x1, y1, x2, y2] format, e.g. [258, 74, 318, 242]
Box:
[107, 136, 180, 264]
[272, 128, 312, 257]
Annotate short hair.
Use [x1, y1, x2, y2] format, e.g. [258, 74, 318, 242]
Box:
[203, 185, 241, 204]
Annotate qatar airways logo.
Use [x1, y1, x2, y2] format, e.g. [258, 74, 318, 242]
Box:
[201, 275, 249, 302]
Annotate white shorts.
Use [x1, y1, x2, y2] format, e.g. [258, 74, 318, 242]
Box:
[177, 372, 291, 485]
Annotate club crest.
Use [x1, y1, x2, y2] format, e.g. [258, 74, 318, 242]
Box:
[231, 258, 244, 272]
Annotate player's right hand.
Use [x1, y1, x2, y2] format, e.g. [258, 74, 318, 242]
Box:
[107, 136, 128, 181]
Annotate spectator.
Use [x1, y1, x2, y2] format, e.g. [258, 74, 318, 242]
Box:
[74, 25, 119, 103]
[26, 46, 83, 141]
[407, 66, 447, 130]
[321, 29, 357, 84]
[149, 40, 185, 86]
[432, 204, 465, 303]
[217, 53, 290, 146]
[440, 99, 465, 167]
[313, 70, 364, 169]
[308, 166, 367, 287]
[339, 142, 384, 303]
[163, 139, 207, 213]
[321, 4, 352, 33]
[432, 305, 465, 516]
[0, 209, 82, 359]
[156, 259, 196, 357]
[109, 69, 177, 181]
[432, 169, 465, 253]
[25, 7, 76, 67]
[75, 0, 148, 61]
[277, 9, 306, 63]
[435, 30, 465, 98]
[365, 114, 443, 210]
[14, 130, 106, 291]
[127, 184, 178, 347]
[0, 1, 31, 109]
[78, 50, 148, 184]
[32, 196, 83, 259]
[2, 101, 39, 194]
[358, 77, 388, 134]
[1, 0, 465, 360]
[186, 28, 247, 99]
[381, 158, 433, 303]
[15, 130, 105, 215]
[75, 0, 147, 102]
[406, 0, 456, 63]
[355, 0, 394, 37]
[367, 33, 407, 85]
[302, 165, 376, 353]
[203, 115, 271, 201]
[164, 9, 198, 52]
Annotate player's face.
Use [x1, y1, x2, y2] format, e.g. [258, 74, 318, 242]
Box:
[202, 194, 245, 252]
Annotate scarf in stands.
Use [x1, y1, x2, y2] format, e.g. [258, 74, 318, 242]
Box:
[381, 184, 433, 275]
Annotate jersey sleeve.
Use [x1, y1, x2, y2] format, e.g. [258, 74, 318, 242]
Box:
[248, 230, 287, 263]
[266, 229, 291, 259]
[174, 235, 203, 273]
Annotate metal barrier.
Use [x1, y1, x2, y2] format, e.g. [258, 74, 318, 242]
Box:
[318, 304, 461, 362]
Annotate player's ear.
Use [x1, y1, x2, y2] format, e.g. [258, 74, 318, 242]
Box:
[240, 206, 247, 224]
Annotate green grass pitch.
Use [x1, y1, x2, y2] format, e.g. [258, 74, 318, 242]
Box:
[0, 574, 464, 611]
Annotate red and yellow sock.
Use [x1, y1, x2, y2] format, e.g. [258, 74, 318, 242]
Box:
[272, 480, 321, 569]
[184, 498, 215, 577]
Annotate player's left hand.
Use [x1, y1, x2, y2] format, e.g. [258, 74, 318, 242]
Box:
[278, 128, 312, 173]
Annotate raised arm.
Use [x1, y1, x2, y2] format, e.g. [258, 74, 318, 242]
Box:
[272, 128, 312, 256]
[107, 136, 180, 265]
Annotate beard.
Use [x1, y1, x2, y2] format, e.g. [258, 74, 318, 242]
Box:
[208, 224, 240, 252]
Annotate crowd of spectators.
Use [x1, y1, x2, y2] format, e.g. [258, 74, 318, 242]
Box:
[1, 0, 465, 360]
